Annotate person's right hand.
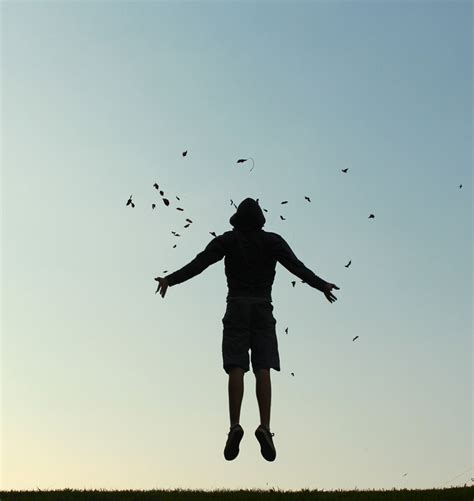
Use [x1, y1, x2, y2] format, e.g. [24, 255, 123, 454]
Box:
[321, 282, 339, 303]
[154, 276, 169, 298]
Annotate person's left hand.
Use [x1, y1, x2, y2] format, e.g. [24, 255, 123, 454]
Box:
[321, 282, 339, 303]
[154, 277, 169, 298]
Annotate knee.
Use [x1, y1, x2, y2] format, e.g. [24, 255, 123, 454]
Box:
[254, 368, 270, 379]
[229, 366, 246, 377]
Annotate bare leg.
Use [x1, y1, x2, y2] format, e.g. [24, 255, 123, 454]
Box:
[255, 368, 271, 429]
[228, 367, 245, 427]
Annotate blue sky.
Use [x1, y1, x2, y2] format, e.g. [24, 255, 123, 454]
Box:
[1, 0, 472, 491]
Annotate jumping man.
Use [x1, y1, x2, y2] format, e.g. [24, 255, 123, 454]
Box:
[154, 198, 339, 462]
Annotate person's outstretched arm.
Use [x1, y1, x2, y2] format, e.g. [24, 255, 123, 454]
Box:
[155, 235, 226, 298]
[273, 234, 339, 303]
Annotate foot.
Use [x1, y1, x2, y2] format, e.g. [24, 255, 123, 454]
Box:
[255, 424, 276, 461]
[224, 424, 244, 461]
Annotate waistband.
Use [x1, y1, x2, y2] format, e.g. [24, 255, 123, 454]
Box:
[226, 296, 271, 304]
[227, 286, 271, 301]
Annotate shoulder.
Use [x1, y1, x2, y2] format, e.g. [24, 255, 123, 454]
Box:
[219, 230, 234, 241]
[262, 231, 283, 242]
[215, 231, 235, 248]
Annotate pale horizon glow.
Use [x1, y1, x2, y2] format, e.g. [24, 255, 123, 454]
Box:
[1, 0, 472, 492]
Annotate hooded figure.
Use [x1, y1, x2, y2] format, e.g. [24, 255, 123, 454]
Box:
[229, 198, 265, 232]
[229, 198, 266, 266]
[157, 195, 338, 463]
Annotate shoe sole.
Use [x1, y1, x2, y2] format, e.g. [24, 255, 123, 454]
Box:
[255, 428, 276, 461]
[224, 428, 244, 461]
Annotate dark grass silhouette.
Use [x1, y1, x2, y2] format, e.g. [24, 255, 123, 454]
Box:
[0, 486, 472, 500]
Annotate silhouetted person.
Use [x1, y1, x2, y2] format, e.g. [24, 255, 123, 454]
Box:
[154, 198, 339, 462]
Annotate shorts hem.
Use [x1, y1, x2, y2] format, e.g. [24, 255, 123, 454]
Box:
[224, 364, 250, 374]
[252, 366, 281, 373]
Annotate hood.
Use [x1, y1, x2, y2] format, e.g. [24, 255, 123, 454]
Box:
[229, 197, 266, 231]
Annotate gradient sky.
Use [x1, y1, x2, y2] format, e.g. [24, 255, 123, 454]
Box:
[1, 0, 472, 492]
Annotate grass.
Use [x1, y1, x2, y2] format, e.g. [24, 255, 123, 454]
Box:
[0, 487, 472, 501]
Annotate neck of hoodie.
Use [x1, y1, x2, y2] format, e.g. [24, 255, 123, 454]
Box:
[234, 225, 261, 233]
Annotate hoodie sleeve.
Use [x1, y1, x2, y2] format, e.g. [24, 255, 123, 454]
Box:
[272, 234, 327, 291]
[165, 235, 227, 287]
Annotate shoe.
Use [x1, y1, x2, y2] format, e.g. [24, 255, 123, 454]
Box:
[255, 424, 276, 461]
[224, 424, 244, 460]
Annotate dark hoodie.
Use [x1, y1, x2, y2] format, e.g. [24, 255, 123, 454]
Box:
[165, 198, 328, 302]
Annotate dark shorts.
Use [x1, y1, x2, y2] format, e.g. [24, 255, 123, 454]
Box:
[222, 297, 281, 374]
